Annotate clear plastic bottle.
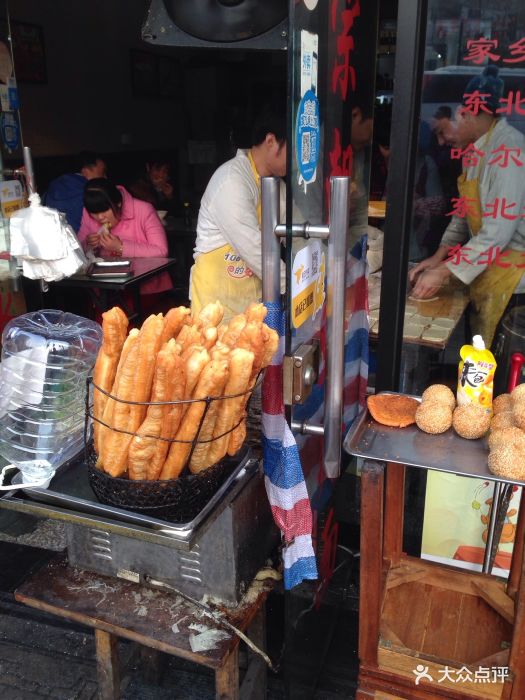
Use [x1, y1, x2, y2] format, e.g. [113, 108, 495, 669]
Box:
[0, 310, 102, 484]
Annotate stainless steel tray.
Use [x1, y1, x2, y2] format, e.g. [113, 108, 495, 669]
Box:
[0, 445, 258, 549]
[344, 394, 525, 487]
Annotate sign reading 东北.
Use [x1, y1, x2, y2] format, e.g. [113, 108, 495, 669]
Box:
[291, 240, 325, 328]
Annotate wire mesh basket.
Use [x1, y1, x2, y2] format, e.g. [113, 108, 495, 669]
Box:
[85, 440, 248, 521]
[84, 373, 260, 520]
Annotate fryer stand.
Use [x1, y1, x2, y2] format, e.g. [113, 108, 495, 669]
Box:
[0, 448, 279, 604]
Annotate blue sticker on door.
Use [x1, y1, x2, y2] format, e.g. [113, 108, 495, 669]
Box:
[296, 89, 320, 184]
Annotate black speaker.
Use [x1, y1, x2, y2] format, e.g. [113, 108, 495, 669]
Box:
[142, 0, 288, 50]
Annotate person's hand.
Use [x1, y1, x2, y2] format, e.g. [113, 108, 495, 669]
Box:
[411, 265, 451, 299]
[99, 230, 123, 255]
[158, 181, 174, 199]
[408, 257, 435, 285]
[86, 232, 101, 248]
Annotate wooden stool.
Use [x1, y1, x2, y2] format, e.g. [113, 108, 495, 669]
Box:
[14, 554, 271, 700]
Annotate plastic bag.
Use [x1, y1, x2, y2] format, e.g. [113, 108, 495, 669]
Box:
[9, 193, 87, 281]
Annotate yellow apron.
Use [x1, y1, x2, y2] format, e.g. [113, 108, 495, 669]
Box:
[457, 123, 523, 346]
[190, 151, 262, 321]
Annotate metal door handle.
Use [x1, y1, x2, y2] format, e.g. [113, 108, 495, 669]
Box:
[324, 177, 351, 478]
[261, 176, 351, 479]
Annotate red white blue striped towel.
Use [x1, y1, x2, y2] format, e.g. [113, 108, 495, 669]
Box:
[262, 301, 318, 590]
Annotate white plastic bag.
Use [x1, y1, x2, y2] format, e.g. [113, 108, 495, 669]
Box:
[9, 193, 87, 281]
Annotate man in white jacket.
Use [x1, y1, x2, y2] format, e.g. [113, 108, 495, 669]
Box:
[190, 108, 286, 321]
[409, 66, 525, 345]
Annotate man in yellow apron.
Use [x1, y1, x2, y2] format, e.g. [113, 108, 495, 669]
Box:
[190, 108, 286, 322]
[410, 66, 525, 346]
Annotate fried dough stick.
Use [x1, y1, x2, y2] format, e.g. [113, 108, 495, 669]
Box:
[160, 359, 229, 480]
[161, 306, 191, 345]
[227, 322, 279, 456]
[101, 314, 164, 477]
[128, 340, 186, 480]
[96, 328, 139, 468]
[202, 348, 254, 470]
[93, 307, 128, 455]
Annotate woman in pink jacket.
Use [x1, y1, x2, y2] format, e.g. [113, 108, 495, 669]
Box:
[78, 178, 171, 295]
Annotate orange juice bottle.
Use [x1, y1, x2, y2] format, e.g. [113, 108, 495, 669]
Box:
[457, 335, 497, 414]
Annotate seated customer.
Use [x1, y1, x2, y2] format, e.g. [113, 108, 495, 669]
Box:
[44, 151, 106, 231]
[127, 157, 177, 215]
[78, 178, 171, 294]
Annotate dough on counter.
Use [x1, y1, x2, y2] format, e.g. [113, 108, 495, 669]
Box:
[408, 295, 439, 302]
[432, 317, 455, 329]
[404, 323, 425, 339]
[410, 314, 431, 326]
[421, 327, 450, 342]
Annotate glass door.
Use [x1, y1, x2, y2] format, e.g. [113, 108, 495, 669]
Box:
[286, 0, 378, 487]
[281, 0, 378, 696]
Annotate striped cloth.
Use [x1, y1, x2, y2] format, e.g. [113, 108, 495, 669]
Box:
[261, 237, 368, 589]
[343, 237, 369, 431]
[262, 301, 318, 590]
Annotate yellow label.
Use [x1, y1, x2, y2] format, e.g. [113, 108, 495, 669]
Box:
[292, 280, 316, 328]
[457, 344, 497, 413]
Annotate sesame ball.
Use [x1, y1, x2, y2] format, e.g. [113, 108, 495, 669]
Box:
[452, 404, 491, 439]
[492, 393, 512, 415]
[490, 411, 515, 432]
[488, 444, 525, 480]
[488, 426, 525, 451]
[415, 401, 453, 434]
[421, 384, 456, 410]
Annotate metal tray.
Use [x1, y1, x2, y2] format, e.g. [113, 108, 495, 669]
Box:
[0, 445, 258, 549]
[343, 394, 525, 488]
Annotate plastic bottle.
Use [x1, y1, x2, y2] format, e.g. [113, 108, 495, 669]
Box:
[0, 310, 102, 486]
[457, 335, 497, 414]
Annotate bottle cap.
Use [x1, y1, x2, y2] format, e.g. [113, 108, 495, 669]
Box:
[472, 335, 485, 350]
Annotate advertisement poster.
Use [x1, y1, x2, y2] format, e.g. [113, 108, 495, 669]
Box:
[422, 472, 521, 578]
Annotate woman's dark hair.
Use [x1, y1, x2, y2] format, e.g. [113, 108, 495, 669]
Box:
[84, 178, 123, 217]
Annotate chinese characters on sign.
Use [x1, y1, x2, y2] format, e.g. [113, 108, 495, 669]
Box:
[461, 90, 525, 116]
[464, 37, 525, 64]
[325, 0, 360, 205]
[451, 143, 524, 168]
[447, 197, 525, 221]
[445, 244, 525, 267]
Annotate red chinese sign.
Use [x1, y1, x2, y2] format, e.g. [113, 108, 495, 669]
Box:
[464, 37, 525, 64]
[447, 197, 525, 221]
[451, 144, 524, 168]
[325, 0, 360, 206]
[445, 245, 525, 268]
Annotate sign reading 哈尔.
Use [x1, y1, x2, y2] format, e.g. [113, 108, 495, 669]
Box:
[291, 240, 325, 328]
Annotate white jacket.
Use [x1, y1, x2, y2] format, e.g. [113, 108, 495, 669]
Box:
[442, 118, 525, 293]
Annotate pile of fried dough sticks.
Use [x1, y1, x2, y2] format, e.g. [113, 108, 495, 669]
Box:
[92, 301, 278, 481]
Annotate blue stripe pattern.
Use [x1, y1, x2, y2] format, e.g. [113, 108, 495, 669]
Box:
[284, 556, 319, 589]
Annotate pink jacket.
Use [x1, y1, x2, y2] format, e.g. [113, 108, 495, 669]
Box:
[78, 186, 171, 294]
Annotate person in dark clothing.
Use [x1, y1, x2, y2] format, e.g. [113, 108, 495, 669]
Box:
[44, 151, 106, 231]
[127, 157, 178, 215]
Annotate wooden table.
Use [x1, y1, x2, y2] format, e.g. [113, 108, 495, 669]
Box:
[53, 257, 178, 322]
[345, 411, 525, 700]
[15, 555, 272, 700]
